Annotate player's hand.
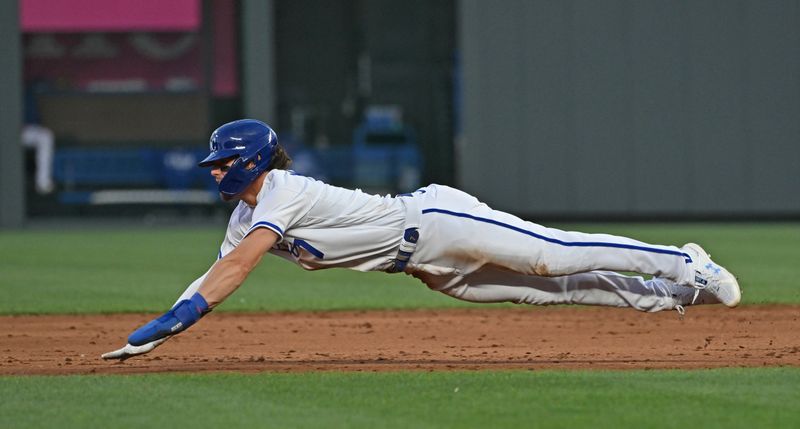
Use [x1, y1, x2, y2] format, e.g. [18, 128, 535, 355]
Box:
[101, 338, 168, 361]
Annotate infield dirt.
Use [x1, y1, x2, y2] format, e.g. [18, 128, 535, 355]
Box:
[2, 305, 799, 375]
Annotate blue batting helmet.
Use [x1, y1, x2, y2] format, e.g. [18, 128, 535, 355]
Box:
[198, 119, 278, 199]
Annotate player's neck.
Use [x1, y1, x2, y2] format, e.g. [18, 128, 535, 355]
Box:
[240, 173, 267, 207]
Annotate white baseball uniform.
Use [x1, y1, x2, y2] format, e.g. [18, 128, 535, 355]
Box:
[177, 170, 702, 312]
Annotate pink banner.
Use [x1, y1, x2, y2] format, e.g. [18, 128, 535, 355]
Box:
[212, 0, 238, 97]
[21, 0, 200, 32]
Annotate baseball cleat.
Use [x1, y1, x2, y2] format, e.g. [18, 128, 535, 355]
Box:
[681, 243, 741, 307]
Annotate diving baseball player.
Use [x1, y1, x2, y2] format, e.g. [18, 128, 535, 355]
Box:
[102, 119, 741, 360]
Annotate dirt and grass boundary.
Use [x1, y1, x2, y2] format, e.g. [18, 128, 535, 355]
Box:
[3, 305, 798, 375]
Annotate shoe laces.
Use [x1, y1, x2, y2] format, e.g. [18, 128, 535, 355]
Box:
[674, 288, 702, 320]
[693, 250, 722, 290]
[690, 288, 701, 304]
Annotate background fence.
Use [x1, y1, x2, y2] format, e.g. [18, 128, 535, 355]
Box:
[459, 0, 800, 217]
[1, 0, 799, 226]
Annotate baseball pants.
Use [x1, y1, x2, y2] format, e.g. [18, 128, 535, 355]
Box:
[406, 185, 693, 312]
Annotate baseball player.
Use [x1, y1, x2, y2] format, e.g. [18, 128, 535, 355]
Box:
[102, 119, 741, 360]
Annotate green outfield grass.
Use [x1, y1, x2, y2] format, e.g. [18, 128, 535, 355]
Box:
[3, 225, 798, 429]
[1, 223, 798, 314]
[2, 368, 799, 429]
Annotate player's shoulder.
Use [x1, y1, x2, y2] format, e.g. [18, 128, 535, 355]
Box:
[265, 169, 292, 185]
[267, 168, 310, 180]
[264, 169, 320, 191]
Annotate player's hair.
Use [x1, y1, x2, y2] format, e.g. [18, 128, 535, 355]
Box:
[266, 144, 292, 171]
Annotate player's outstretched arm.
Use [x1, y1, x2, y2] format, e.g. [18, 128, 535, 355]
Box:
[101, 228, 279, 360]
[196, 228, 279, 307]
[101, 269, 211, 360]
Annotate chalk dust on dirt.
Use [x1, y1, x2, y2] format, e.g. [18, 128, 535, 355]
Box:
[1, 305, 798, 375]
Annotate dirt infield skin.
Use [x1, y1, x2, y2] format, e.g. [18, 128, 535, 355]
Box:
[1, 305, 799, 376]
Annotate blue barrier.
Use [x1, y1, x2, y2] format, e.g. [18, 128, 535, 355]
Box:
[51, 138, 422, 204]
[351, 123, 422, 192]
[53, 148, 217, 190]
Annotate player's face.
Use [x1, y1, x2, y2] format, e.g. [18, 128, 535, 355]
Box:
[209, 158, 236, 184]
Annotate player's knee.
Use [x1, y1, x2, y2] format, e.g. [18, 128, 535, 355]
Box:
[440, 284, 470, 300]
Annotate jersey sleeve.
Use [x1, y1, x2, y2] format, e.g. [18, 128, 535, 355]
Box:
[247, 170, 315, 240]
[218, 202, 247, 259]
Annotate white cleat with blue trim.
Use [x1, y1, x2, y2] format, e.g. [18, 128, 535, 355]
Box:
[681, 243, 741, 308]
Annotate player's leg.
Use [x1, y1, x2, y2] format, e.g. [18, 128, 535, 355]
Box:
[413, 267, 709, 313]
[415, 185, 693, 286]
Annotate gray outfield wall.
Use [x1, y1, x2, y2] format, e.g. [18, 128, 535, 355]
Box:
[0, 0, 23, 228]
[458, 0, 799, 217]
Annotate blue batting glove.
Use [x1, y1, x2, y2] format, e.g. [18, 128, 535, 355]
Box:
[128, 293, 209, 346]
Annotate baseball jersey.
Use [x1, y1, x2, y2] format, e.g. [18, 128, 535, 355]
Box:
[219, 170, 407, 272]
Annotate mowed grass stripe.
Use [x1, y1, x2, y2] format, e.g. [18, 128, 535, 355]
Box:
[1, 368, 799, 429]
[1, 223, 798, 314]
[0, 227, 460, 314]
